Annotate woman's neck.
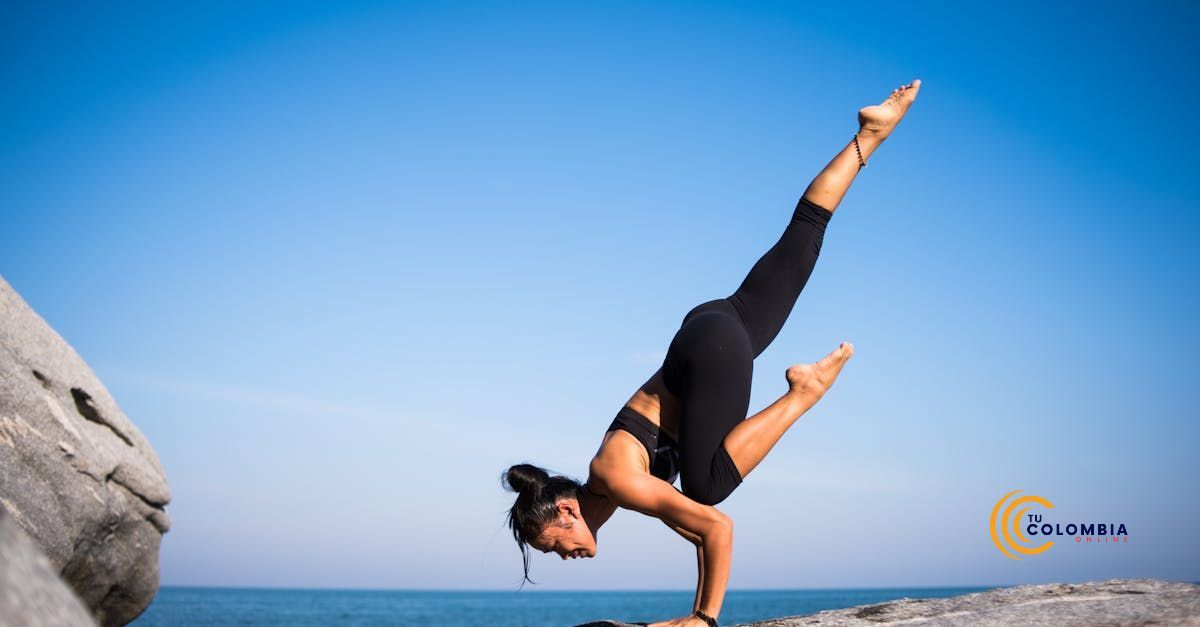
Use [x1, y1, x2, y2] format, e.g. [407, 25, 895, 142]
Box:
[579, 481, 618, 536]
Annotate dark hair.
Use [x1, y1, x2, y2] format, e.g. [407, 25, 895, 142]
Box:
[500, 463, 583, 588]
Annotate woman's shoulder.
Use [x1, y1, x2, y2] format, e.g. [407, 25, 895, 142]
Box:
[587, 395, 665, 504]
[590, 429, 650, 489]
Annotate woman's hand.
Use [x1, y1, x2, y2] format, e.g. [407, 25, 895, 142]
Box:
[648, 614, 711, 627]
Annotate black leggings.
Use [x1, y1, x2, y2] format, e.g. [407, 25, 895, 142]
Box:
[661, 195, 833, 506]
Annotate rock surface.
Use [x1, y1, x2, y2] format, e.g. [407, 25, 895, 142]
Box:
[576, 578, 1200, 626]
[0, 276, 171, 626]
[0, 507, 97, 627]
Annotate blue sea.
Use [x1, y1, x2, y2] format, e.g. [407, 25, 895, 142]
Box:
[129, 586, 998, 626]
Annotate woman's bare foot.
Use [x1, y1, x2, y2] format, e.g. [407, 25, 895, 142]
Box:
[786, 342, 854, 399]
[857, 79, 921, 139]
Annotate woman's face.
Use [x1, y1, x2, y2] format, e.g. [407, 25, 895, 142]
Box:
[531, 498, 596, 560]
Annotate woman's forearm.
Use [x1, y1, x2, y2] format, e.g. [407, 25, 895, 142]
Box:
[663, 519, 708, 613]
[698, 516, 733, 619]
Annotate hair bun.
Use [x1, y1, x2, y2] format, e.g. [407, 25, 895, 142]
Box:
[502, 463, 551, 496]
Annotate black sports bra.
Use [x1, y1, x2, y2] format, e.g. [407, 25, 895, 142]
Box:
[606, 406, 680, 485]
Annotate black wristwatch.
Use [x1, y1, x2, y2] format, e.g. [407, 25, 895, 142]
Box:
[693, 609, 718, 627]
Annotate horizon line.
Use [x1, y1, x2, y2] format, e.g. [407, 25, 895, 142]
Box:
[155, 579, 1193, 593]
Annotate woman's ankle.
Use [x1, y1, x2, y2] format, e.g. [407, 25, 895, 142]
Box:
[856, 126, 888, 145]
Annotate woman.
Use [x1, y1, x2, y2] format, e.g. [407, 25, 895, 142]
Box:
[501, 79, 922, 627]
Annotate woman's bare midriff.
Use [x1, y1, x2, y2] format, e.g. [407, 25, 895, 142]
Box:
[622, 367, 681, 441]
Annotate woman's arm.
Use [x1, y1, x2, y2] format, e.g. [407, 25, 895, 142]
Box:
[662, 519, 705, 612]
[608, 473, 733, 621]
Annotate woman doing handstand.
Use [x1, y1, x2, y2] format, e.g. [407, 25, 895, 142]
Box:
[501, 79, 922, 627]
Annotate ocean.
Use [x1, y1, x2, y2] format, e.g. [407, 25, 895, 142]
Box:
[129, 586, 997, 626]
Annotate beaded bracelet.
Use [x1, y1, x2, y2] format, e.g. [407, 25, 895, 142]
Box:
[693, 609, 719, 626]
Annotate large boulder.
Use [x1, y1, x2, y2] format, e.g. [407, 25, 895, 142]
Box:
[577, 578, 1200, 626]
[0, 276, 170, 626]
[0, 506, 97, 626]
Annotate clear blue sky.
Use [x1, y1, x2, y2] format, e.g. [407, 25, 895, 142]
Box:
[2, 1, 1197, 590]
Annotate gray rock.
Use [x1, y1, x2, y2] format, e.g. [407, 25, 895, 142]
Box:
[0, 276, 170, 626]
[753, 578, 1199, 626]
[0, 506, 96, 627]
[577, 579, 1200, 626]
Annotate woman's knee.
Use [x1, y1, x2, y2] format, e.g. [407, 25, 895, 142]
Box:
[683, 483, 733, 507]
[681, 462, 742, 506]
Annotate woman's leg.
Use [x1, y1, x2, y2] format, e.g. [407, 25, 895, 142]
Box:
[721, 343, 852, 480]
[727, 79, 922, 356]
[664, 192, 832, 503]
[725, 195, 832, 359]
[802, 79, 921, 212]
[719, 79, 921, 479]
[664, 305, 755, 506]
[665, 195, 836, 498]
[666, 80, 922, 495]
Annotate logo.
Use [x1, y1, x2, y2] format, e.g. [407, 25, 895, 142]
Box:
[990, 490, 1129, 560]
